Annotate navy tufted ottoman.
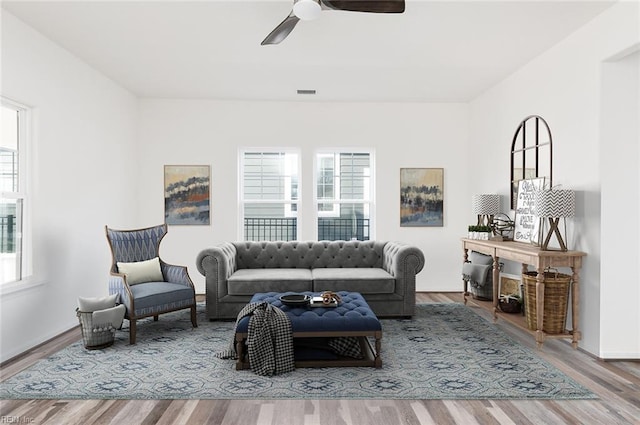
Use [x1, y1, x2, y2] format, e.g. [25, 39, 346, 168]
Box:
[235, 291, 382, 369]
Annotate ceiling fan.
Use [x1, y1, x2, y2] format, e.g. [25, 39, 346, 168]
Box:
[261, 0, 405, 45]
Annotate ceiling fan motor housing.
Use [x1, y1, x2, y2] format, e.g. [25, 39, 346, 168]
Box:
[293, 0, 322, 20]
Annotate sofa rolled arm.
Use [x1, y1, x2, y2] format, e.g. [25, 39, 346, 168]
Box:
[196, 242, 238, 312]
[382, 242, 424, 316]
[382, 242, 425, 279]
[197, 243, 237, 278]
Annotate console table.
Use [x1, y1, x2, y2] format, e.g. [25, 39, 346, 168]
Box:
[461, 238, 586, 348]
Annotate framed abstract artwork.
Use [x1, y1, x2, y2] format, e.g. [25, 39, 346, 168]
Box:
[400, 168, 444, 227]
[164, 165, 210, 225]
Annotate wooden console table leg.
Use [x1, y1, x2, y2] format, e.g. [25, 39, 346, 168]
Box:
[571, 264, 582, 349]
[492, 255, 500, 320]
[463, 247, 469, 304]
[535, 267, 546, 348]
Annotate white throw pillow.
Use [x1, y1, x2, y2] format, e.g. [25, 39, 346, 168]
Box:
[77, 294, 118, 312]
[117, 257, 164, 285]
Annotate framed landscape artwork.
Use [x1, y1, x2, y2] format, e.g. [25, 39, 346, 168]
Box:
[499, 273, 523, 298]
[400, 168, 444, 227]
[164, 165, 210, 225]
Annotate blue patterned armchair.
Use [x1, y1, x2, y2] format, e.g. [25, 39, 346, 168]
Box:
[105, 224, 197, 344]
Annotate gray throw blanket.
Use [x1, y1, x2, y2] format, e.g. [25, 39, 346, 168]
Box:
[217, 302, 295, 376]
[462, 251, 494, 289]
[462, 262, 492, 289]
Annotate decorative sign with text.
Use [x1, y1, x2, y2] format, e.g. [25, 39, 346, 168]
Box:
[514, 178, 545, 244]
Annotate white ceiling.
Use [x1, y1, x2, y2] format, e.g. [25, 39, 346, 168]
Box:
[2, 0, 615, 102]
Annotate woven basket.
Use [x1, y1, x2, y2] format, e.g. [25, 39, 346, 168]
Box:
[76, 309, 116, 350]
[522, 271, 571, 334]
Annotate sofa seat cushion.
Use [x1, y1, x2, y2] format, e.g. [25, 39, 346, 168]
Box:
[228, 269, 313, 295]
[311, 268, 395, 294]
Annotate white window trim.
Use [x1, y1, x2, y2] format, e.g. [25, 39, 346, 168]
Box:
[1, 277, 45, 296]
[1, 97, 33, 287]
[283, 153, 298, 218]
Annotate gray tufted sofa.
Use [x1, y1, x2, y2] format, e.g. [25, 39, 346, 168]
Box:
[196, 240, 425, 320]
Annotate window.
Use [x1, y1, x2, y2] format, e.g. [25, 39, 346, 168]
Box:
[239, 149, 374, 242]
[1, 99, 29, 285]
[240, 150, 300, 241]
[315, 150, 374, 241]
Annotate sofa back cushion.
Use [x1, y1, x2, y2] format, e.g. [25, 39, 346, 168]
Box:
[233, 240, 386, 269]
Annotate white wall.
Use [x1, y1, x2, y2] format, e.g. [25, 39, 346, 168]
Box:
[136, 100, 470, 294]
[468, 2, 639, 358]
[0, 12, 138, 363]
[600, 49, 640, 359]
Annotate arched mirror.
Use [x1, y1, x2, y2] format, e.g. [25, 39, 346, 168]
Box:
[510, 115, 553, 210]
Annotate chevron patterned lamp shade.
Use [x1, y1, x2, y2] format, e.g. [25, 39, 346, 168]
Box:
[472, 194, 501, 214]
[472, 194, 500, 226]
[534, 190, 576, 218]
[534, 189, 575, 251]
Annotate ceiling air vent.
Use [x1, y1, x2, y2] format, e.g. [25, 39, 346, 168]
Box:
[297, 89, 316, 95]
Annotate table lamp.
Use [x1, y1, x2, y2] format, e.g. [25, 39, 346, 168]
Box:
[472, 194, 500, 226]
[534, 189, 575, 251]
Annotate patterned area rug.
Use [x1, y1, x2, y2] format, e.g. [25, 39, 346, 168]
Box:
[0, 303, 595, 400]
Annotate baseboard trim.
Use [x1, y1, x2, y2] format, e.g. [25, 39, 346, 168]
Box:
[0, 324, 79, 368]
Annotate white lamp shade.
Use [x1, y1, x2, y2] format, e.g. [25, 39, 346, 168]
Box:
[534, 189, 576, 218]
[472, 194, 500, 215]
[293, 0, 322, 20]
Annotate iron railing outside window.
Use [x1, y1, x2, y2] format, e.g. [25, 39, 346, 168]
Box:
[244, 218, 298, 241]
[243, 217, 370, 241]
[0, 214, 15, 252]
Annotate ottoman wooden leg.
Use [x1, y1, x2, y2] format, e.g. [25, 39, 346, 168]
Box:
[374, 332, 382, 368]
[235, 334, 246, 370]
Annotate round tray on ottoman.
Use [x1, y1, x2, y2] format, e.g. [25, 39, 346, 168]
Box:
[279, 294, 311, 306]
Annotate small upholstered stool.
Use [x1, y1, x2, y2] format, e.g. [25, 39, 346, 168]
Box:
[235, 291, 382, 369]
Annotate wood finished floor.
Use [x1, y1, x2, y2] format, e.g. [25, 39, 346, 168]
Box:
[1, 293, 639, 425]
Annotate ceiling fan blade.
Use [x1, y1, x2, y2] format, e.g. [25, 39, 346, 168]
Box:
[321, 0, 405, 13]
[261, 12, 300, 45]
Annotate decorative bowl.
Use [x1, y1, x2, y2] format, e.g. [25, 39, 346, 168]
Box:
[279, 294, 311, 307]
[498, 298, 522, 314]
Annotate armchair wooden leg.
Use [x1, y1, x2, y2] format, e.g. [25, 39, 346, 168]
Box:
[191, 306, 198, 328]
[129, 319, 137, 345]
[153, 315, 159, 321]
